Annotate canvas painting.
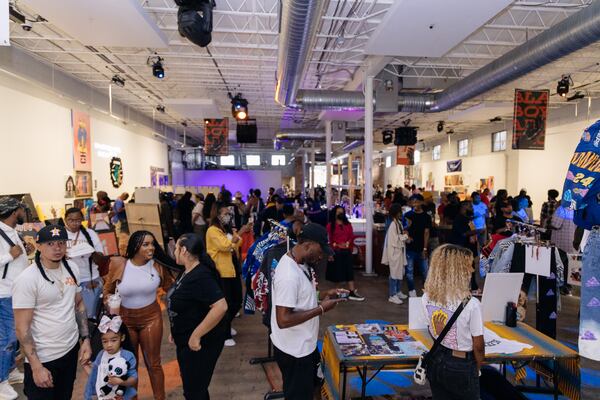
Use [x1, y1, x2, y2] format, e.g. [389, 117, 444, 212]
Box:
[72, 110, 92, 171]
[74, 171, 93, 197]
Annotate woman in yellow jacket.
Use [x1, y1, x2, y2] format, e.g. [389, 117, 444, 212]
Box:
[206, 202, 252, 347]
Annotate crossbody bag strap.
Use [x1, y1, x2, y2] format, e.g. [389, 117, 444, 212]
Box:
[0, 229, 16, 279]
[425, 297, 470, 363]
[79, 228, 95, 280]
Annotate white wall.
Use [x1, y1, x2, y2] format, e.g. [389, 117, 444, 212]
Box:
[0, 84, 168, 217]
[183, 170, 283, 198]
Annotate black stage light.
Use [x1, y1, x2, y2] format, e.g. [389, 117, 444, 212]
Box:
[437, 121, 444, 133]
[111, 75, 125, 87]
[156, 105, 165, 113]
[152, 60, 165, 79]
[231, 93, 249, 120]
[557, 76, 571, 97]
[382, 129, 393, 145]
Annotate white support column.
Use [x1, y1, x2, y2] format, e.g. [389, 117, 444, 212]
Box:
[348, 152, 354, 213]
[364, 75, 375, 276]
[325, 120, 332, 208]
[310, 142, 316, 198]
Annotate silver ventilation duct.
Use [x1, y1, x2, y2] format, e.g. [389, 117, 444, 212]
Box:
[342, 140, 365, 152]
[275, 0, 326, 106]
[291, 0, 600, 112]
[275, 130, 363, 141]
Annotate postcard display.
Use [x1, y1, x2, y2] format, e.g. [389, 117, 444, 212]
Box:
[332, 324, 427, 358]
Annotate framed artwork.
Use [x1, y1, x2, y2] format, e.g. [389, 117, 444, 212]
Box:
[96, 229, 119, 256]
[65, 176, 76, 198]
[75, 171, 93, 198]
[72, 110, 92, 171]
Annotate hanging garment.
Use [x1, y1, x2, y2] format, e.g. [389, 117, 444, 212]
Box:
[579, 229, 600, 361]
[524, 245, 551, 277]
[381, 219, 408, 280]
[242, 220, 291, 279]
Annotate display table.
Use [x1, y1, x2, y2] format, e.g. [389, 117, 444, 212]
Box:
[321, 322, 579, 400]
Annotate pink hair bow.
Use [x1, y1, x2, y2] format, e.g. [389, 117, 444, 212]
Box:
[98, 315, 123, 334]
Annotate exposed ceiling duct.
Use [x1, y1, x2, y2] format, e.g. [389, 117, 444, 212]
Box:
[275, 129, 363, 142]
[342, 140, 365, 152]
[275, 0, 326, 107]
[289, 0, 600, 112]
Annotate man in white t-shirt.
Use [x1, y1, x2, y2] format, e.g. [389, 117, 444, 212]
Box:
[191, 193, 206, 237]
[12, 225, 92, 400]
[0, 197, 33, 399]
[270, 223, 347, 400]
[64, 207, 109, 319]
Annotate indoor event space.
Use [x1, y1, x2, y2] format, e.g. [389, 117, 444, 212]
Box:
[1, 0, 600, 399]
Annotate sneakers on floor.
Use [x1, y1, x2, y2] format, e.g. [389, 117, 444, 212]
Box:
[230, 328, 237, 337]
[235, 312, 241, 318]
[7, 369, 23, 385]
[409, 290, 417, 297]
[388, 296, 403, 305]
[396, 291, 408, 300]
[0, 380, 18, 400]
[224, 339, 236, 347]
[348, 290, 365, 302]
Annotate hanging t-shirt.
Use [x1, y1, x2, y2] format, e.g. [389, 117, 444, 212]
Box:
[561, 119, 600, 229]
[421, 294, 484, 352]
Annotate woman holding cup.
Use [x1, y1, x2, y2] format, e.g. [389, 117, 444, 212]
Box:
[103, 230, 180, 400]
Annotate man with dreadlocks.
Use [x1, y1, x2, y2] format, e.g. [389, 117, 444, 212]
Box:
[12, 225, 92, 400]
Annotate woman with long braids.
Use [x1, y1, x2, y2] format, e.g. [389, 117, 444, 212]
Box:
[168, 233, 228, 399]
[103, 230, 180, 400]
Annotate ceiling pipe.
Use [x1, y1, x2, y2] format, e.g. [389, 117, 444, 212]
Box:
[275, 130, 364, 141]
[292, 0, 600, 112]
[342, 140, 364, 152]
[275, 0, 326, 106]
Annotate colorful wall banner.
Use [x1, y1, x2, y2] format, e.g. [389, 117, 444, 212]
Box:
[396, 145, 415, 165]
[205, 118, 229, 156]
[72, 110, 92, 171]
[512, 89, 549, 150]
[447, 159, 463, 172]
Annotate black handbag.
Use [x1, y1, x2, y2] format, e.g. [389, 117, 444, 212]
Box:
[414, 297, 470, 385]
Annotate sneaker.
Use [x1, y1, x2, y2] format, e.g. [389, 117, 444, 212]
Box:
[235, 312, 241, 318]
[224, 339, 236, 347]
[7, 369, 23, 384]
[230, 328, 237, 337]
[409, 290, 417, 297]
[0, 381, 18, 400]
[388, 296, 403, 305]
[396, 292, 408, 300]
[348, 290, 365, 302]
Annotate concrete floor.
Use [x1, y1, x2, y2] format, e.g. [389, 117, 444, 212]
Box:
[12, 266, 600, 399]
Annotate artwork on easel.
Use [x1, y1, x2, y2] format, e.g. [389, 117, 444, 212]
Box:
[125, 203, 164, 248]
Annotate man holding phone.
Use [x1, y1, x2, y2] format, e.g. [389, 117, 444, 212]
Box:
[271, 223, 347, 400]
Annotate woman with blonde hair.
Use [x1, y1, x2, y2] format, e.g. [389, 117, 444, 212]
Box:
[421, 244, 484, 400]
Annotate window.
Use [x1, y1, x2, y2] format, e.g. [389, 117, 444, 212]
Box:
[432, 145, 441, 160]
[385, 156, 392, 168]
[271, 154, 286, 166]
[458, 139, 469, 157]
[220, 155, 235, 166]
[492, 130, 507, 152]
[414, 150, 421, 164]
[246, 155, 261, 166]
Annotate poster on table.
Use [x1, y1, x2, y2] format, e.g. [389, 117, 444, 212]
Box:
[447, 159, 462, 172]
[396, 145, 414, 165]
[204, 118, 229, 156]
[512, 89, 549, 150]
[72, 110, 92, 171]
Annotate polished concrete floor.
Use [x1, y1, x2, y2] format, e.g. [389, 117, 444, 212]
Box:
[12, 267, 600, 399]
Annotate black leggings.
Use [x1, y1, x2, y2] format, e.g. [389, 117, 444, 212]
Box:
[176, 339, 224, 400]
[221, 277, 242, 339]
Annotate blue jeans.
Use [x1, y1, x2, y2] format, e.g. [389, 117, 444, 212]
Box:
[389, 278, 402, 297]
[579, 229, 600, 361]
[80, 278, 103, 319]
[0, 297, 17, 382]
[406, 250, 429, 291]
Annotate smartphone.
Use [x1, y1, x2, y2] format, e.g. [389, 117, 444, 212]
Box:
[338, 292, 349, 299]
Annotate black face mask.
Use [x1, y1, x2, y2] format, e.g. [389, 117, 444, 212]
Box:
[336, 214, 344, 221]
[16, 215, 25, 225]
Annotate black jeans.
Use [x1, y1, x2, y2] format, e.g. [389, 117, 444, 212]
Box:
[221, 277, 242, 339]
[274, 346, 322, 400]
[176, 339, 225, 400]
[426, 346, 480, 400]
[24, 343, 79, 400]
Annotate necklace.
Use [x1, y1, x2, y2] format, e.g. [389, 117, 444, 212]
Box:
[132, 261, 155, 280]
[45, 266, 65, 298]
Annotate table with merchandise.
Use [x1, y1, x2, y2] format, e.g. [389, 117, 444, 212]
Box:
[321, 322, 579, 400]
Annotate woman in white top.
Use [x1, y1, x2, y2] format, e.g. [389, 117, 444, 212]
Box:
[382, 203, 409, 304]
[103, 231, 180, 400]
[421, 244, 485, 400]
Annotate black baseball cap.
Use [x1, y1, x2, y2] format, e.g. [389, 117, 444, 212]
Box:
[298, 223, 334, 256]
[36, 225, 68, 243]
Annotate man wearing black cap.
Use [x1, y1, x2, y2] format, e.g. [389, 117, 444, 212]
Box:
[0, 197, 31, 399]
[270, 223, 347, 400]
[12, 225, 91, 400]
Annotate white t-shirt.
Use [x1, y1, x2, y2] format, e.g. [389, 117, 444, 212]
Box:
[0, 222, 29, 298]
[117, 260, 160, 309]
[67, 228, 104, 282]
[192, 201, 205, 226]
[12, 260, 81, 363]
[421, 293, 484, 352]
[270, 254, 319, 358]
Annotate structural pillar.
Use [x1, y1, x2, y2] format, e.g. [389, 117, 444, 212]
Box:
[364, 75, 375, 275]
[325, 120, 332, 208]
[348, 152, 354, 214]
[310, 142, 316, 198]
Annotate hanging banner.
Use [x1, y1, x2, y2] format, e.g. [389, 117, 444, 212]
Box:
[396, 145, 415, 165]
[1, 0, 9, 46]
[447, 159, 462, 172]
[204, 118, 229, 156]
[72, 110, 92, 171]
[512, 89, 549, 150]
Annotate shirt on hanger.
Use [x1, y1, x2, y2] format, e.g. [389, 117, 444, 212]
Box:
[524, 245, 551, 277]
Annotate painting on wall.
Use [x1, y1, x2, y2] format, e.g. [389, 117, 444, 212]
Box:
[512, 89, 548, 150]
[110, 157, 123, 188]
[396, 146, 415, 166]
[64, 175, 76, 198]
[479, 176, 495, 192]
[74, 171, 93, 198]
[204, 118, 229, 156]
[150, 166, 165, 187]
[72, 110, 92, 171]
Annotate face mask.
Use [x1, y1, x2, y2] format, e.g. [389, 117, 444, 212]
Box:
[16, 215, 25, 225]
[336, 214, 344, 220]
[219, 214, 232, 226]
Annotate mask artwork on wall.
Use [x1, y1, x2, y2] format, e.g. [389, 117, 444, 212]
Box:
[110, 157, 123, 188]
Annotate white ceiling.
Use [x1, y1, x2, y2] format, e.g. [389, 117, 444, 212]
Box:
[7, 0, 600, 150]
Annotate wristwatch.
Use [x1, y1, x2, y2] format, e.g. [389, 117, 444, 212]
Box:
[80, 335, 90, 341]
